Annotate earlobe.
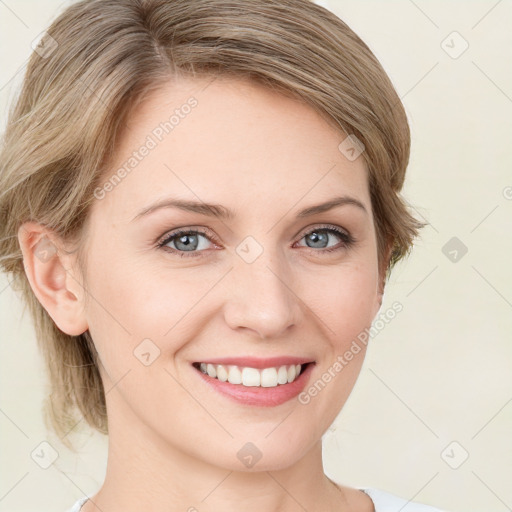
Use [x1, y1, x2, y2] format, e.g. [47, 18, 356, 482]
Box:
[17, 222, 89, 336]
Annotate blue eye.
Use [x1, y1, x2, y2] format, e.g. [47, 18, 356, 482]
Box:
[157, 228, 213, 257]
[296, 226, 354, 252]
[157, 225, 355, 258]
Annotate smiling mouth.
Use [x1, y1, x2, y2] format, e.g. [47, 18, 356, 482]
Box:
[192, 362, 313, 388]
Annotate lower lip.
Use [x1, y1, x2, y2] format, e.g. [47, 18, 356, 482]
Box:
[194, 363, 315, 407]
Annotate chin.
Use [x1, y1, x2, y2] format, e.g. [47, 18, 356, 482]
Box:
[200, 429, 318, 473]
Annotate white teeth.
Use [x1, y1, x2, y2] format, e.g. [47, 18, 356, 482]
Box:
[227, 365, 242, 384]
[287, 365, 296, 383]
[277, 365, 288, 384]
[197, 363, 304, 387]
[261, 368, 278, 387]
[206, 363, 217, 378]
[242, 367, 260, 386]
[216, 364, 228, 382]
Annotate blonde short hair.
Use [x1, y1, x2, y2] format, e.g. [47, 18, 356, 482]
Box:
[0, 0, 425, 449]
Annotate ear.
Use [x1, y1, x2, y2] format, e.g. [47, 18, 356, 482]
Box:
[17, 221, 88, 336]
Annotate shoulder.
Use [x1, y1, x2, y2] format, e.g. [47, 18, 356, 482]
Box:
[362, 488, 447, 512]
[66, 489, 448, 512]
[64, 496, 89, 512]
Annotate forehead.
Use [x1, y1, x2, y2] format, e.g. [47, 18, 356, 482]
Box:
[93, 76, 370, 223]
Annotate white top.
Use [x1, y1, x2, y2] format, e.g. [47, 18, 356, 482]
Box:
[66, 488, 446, 511]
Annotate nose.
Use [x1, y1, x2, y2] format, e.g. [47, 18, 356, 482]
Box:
[223, 251, 302, 340]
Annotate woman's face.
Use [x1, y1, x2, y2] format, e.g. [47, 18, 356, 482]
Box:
[79, 76, 383, 471]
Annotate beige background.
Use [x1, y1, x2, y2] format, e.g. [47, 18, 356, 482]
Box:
[1, 1, 511, 511]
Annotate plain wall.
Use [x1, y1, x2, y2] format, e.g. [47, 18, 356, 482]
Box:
[0, 1, 511, 511]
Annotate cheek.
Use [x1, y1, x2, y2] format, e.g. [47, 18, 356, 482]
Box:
[295, 270, 375, 433]
[83, 255, 213, 375]
[303, 261, 379, 342]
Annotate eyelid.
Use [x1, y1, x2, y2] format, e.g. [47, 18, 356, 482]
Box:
[155, 225, 218, 248]
[295, 222, 350, 240]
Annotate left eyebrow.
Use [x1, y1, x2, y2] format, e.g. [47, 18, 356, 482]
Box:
[296, 196, 368, 217]
[131, 198, 234, 222]
[131, 195, 368, 222]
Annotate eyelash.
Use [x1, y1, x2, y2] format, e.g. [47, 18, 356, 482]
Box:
[156, 224, 355, 259]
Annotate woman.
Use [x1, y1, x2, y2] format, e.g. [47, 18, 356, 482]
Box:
[0, 0, 447, 510]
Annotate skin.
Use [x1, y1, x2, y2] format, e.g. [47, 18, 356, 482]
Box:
[19, 75, 391, 511]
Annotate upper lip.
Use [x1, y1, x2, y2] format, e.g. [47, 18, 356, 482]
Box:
[193, 356, 315, 369]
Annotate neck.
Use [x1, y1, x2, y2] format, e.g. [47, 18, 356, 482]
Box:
[84, 413, 351, 512]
